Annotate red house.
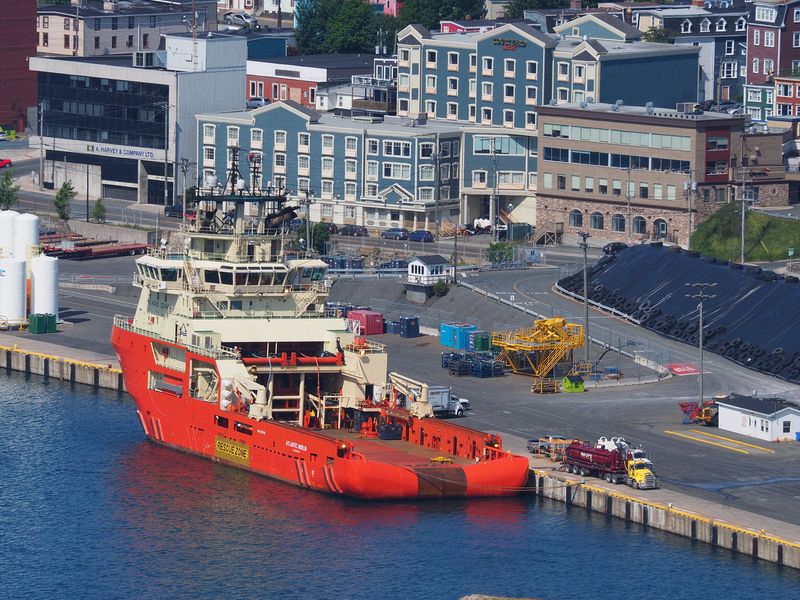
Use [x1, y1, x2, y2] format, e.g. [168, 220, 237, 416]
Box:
[747, 0, 800, 86]
[0, 0, 37, 131]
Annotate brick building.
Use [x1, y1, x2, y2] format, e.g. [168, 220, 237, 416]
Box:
[535, 102, 748, 247]
[0, 0, 37, 131]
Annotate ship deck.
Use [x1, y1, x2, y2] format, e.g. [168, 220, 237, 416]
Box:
[316, 429, 475, 466]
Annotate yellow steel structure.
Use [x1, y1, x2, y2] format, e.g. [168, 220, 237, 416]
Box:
[491, 317, 584, 378]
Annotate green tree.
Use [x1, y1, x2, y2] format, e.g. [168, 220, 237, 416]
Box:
[641, 27, 673, 44]
[324, 0, 378, 53]
[0, 170, 20, 210]
[400, 0, 486, 29]
[92, 198, 107, 223]
[312, 222, 331, 254]
[504, 0, 568, 20]
[486, 241, 515, 264]
[295, 0, 343, 54]
[432, 280, 449, 296]
[53, 180, 76, 221]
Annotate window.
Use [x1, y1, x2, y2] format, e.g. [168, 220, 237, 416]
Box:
[584, 177, 593, 193]
[298, 132, 310, 150]
[557, 62, 569, 79]
[274, 130, 287, 146]
[345, 206, 356, 219]
[755, 7, 776, 22]
[419, 165, 434, 181]
[666, 185, 677, 201]
[251, 129, 263, 148]
[715, 18, 726, 32]
[42, 16, 49, 28]
[777, 83, 792, 97]
[419, 142, 434, 158]
[447, 77, 458, 94]
[425, 75, 437, 92]
[469, 53, 477, 70]
[453, 141, 460, 157]
[400, 48, 409, 62]
[203, 147, 215, 162]
[707, 136, 729, 150]
[447, 102, 458, 118]
[612, 180, 622, 196]
[765, 31, 775, 47]
[764, 59, 774, 74]
[747, 89, 763, 103]
[345, 136, 358, 152]
[64, 35, 70, 49]
[633, 216, 646, 235]
[419, 188, 434, 202]
[681, 20, 691, 34]
[112, 17, 118, 30]
[784, 420, 791, 433]
[736, 17, 746, 32]
[599, 178, 608, 194]
[590, 212, 604, 230]
[525, 112, 536, 128]
[448, 52, 459, 68]
[612, 214, 626, 232]
[298, 155, 310, 171]
[111, 35, 117, 49]
[794, 32, 800, 48]
[383, 163, 411, 180]
[365, 183, 378, 197]
[653, 183, 663, 200]
[321, 157, 334, 176]
[504, 84, 515, 102]
[439, 142, 450, 157]
[721, 62, 737, 79]
[752, 58, 759, 74]
[503, 110, 514, 126]
[725, 40, 734, 55]
[482, 57, 493, 74]
[468, 78, 476, 98]
[64, 18, 71, 31]
[366, 161, 378, 180]
[322, 134, 334, 152]
[557, 175, 566, 190]
[398, 73, 409, 90]
[94, 36, 99, 49]
[440, 163, 451, 181]
[366, 138, 379, 155]
[639, 183, 649, 199]
[426, 49, 437, 66]
[274, 153, 286, 168]
[383, 141, 411, 157]
[481, 107, 493, 123]
[569, 209, 583, 228]
[425, 98, 436, 114]
[526, 61, 538, 79]
[42, 33, 49, 47]
[469, 104, 476, 120]
[344, 182, 356, 198]
[321, 181, 333, 197]
[345, 159, 357, 176]
[472, 171, 487, 186]
[700, 19, 710, 33]
[570, 175, 580, 191]
[573, 65, 585, 82]
[150, 15, 157, 28]
[526, 86, 537, 105]
[481, 81, 493, 99]
[142, 34, 149, 48]
[557, 88, 569, 102]
[504, 58, 515, 76]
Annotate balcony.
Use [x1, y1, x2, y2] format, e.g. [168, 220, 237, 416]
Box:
[352, 98, 396, 113]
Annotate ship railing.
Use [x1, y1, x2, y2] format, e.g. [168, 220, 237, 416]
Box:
[343, 338, 387, 354]
[184, 309, 341, 320]
[113, 316, 240, 359]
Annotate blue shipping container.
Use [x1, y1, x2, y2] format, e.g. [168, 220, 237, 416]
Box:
[399, 316, 419, 338]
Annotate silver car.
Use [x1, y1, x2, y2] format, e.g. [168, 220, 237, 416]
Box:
[223, 12, 259, 29]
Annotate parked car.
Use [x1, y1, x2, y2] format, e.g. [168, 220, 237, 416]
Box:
[317, 221, 338, 235]
[164, 204, 197, 222]
[339, 224, 368, 237]
[0, 131, 8, 141]
[0, 158, 12, 168]
[246, 97, 270, 109]
[527, 435, 569, 454]
[409, 230, 433, 242]
[602, 242, 628, 255]
[381, 227, 409, 240]
[222, 11, 260, 29]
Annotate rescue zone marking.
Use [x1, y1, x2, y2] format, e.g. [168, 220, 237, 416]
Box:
[689, 429, 775, 453]
[664, 430, 749, 454]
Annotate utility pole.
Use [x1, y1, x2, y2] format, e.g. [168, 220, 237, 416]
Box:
[491, 139, 498, 242]
[434, 133, 440, 240]
[85, 163, 89, 222]
[276, 0, 282, 30]
[302, 189, 314, 257]
[577, 230, 591, 362]
[162, 102, 170, 207]
[685, 283, 717, 405]
[38, 103, 44, 191]
[626, 163, 632, 242]
[740, 166, 747, 263]
[179, 158, 192, 229]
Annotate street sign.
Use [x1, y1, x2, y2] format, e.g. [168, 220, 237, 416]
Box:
[789, 248, 795, 257]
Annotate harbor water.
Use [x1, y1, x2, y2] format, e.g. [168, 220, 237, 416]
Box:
[1, 371, 797, 599]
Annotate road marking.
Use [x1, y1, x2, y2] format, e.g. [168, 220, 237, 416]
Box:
[689, 429, 775, 453]
[664, 430, 749, 454]
[666, 363, 700, 376]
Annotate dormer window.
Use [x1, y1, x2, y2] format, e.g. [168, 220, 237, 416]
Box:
[715, 18, 726, 32]
[681, 19, 692, 34]
[700, 19, 710, 33]
[735, 17, 746, 31]
[755, 7, 776, 22]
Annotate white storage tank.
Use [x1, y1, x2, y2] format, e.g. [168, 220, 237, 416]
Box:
[0, 258, 27, 325]
[0, 210, 19, 258]
[14, 213, 40, 261]
[30, 255, 59, 317]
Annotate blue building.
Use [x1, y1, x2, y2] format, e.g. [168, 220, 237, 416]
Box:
[196, 101, 463, 230]
[395, 17, 700, 225]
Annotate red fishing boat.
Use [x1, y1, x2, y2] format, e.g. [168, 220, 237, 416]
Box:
[111, 172, 528, 499]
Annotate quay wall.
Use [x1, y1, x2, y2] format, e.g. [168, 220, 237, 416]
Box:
[532, 470, 800, 569]
[0, 344, 125, 392]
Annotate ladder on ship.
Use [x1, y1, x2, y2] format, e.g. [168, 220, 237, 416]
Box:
[184, 255, 227, 317]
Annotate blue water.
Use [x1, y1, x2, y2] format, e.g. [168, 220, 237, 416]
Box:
[1, 372, 797, 599]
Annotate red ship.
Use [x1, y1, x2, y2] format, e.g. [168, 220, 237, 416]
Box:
[111, 175, 529, 500]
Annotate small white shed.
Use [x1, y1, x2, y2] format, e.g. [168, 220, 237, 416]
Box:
[407, 255, 452, 285]
[717, 394, 800, 442]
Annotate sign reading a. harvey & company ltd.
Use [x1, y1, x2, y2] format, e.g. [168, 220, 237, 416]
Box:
[85, 143, 157, 160]
[492, 38, 527, 51]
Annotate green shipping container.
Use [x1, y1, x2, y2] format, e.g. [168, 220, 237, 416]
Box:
[29, 314, 44, 334]
[45, 313, 57, 333]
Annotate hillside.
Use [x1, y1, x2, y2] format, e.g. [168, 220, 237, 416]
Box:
[691, 202, 800, 262]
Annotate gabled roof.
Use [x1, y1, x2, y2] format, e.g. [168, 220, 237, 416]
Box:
[411, 255, 449, 266]
[475, 22, 558, 48]
[397, 24, 432, 44]
[716, 393, 799, 417]
[553, 13, 641, 41]
[252, 100, 320, 123]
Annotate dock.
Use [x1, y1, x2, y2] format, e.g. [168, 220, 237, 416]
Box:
[1, 332, 799, 569]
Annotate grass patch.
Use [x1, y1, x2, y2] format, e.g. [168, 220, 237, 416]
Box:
[691, 202, 800, 262]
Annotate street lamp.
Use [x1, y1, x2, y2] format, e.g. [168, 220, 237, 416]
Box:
[577, 230, 591, 362]
[685, 282, 717, 406]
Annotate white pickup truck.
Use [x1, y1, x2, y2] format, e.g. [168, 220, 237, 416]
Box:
[427, 386, 470, 417]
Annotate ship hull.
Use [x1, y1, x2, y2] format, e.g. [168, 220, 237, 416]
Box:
[112, 326, 530, 500]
